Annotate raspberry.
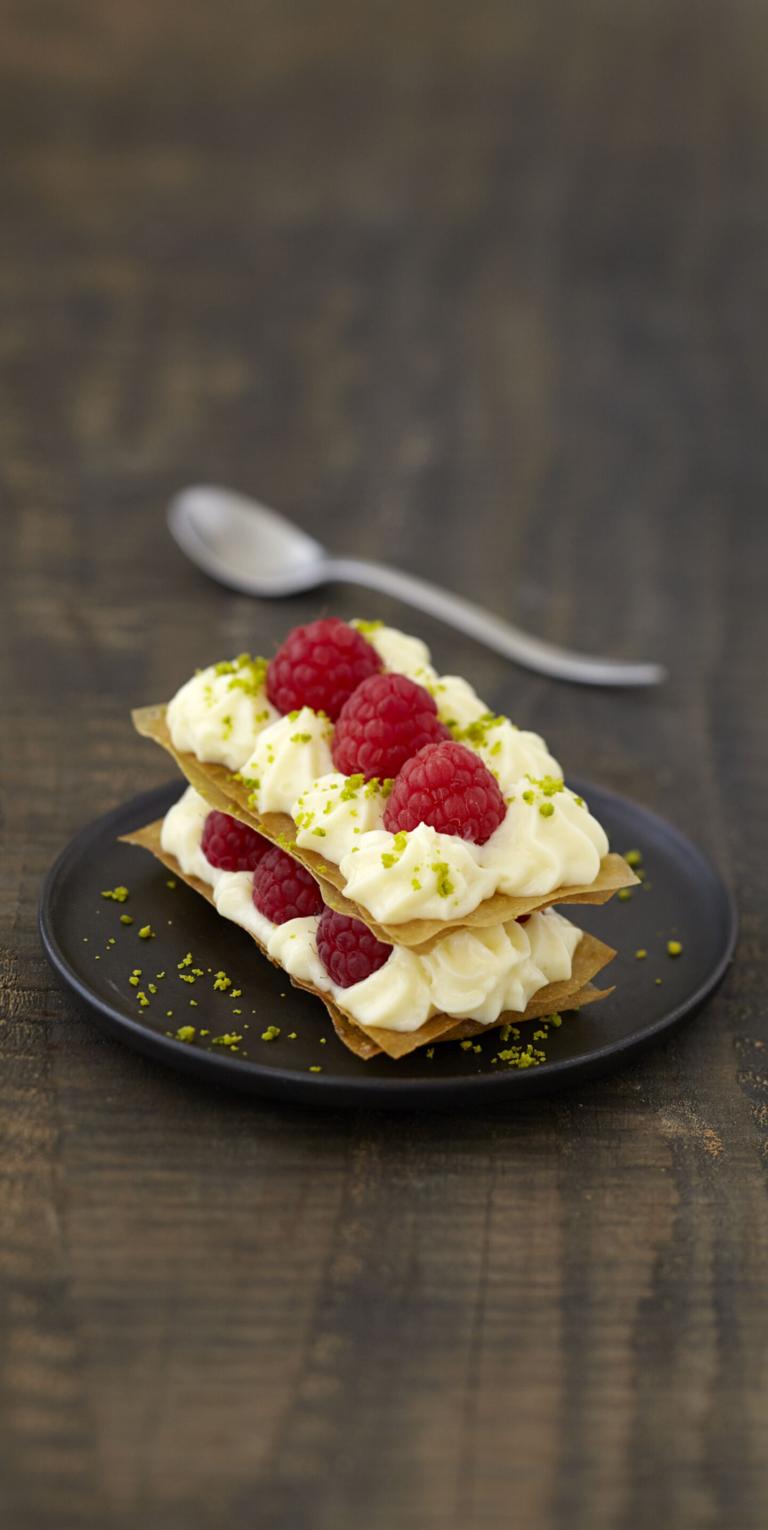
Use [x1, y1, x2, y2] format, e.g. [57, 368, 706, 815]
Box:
[201, 810, 270, 871]
[316, 908, 392, 988]
[267, 617, 381, 721]
[252, 846, 324, 924]
[332, 672, 450, 781]
[383, 739, 506, 845]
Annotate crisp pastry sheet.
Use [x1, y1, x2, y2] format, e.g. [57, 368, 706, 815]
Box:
[132, 705, 638, 952]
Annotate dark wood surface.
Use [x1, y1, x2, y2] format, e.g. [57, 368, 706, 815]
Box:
[2, 2, 767, 1526]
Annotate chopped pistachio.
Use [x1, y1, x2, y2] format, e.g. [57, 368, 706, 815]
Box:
[431, 862, 455, 898]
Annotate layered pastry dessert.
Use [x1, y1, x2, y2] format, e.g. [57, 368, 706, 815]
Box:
[129, 618, 637, 1058]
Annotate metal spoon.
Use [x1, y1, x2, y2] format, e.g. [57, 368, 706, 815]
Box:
[168, 485, 665, 687]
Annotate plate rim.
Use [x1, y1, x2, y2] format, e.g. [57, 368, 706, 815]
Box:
[38, 779, 739, 1106]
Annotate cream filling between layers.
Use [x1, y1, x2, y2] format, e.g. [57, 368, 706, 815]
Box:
[160, 787, 583, 1033]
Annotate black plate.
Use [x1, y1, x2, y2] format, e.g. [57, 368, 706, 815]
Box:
[39, 780, 737, 1107]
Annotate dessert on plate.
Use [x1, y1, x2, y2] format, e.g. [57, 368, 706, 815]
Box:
[129, 618, 637, 1058]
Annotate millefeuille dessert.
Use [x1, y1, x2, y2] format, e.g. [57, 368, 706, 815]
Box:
[129, 618, 637, 1059]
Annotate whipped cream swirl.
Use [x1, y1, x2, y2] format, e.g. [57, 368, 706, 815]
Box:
[167, 653, 277, 771]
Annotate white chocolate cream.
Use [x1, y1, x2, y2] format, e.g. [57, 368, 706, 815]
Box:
[240, 707, 334, 816]
[161, 787, 584, 1033]
[352, 620, 437, 684]
[166, 653, 278, 771]
[164, 623, 608, 924]
[293, 772, 387, 861]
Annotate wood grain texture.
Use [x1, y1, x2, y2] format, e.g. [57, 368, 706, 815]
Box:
[1, 1, 767, 1526]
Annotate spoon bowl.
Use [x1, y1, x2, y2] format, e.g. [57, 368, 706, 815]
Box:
[168, 485, 665, 688]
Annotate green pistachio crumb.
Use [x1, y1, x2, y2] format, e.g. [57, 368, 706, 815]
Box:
[667, 940, 683, 957]
[119, 914, 133, 925]
[431, 861, 455, 898]
[522, 789, 535, 805]
[426, 1047, 435, 1059]
[459, 1040, 473, 1052]
[138, 925, 155, 939]
[288, 1032, 298, 1040]
[128, 975, 139, 987]
[352, 618, 384, 633]
[381, 830, 409, 869]
[175, 1025, 196, 1043]
[340, 773, 365, 802]
[308, 1065, 323, 1073]
[101, 885, 130, 902]
[539, 802, 555, 818]
[624, 849, 643, 868]
[618, 889, 633, 902]
[261, 1025, 280, 1041]
[635, 949, 648, 960]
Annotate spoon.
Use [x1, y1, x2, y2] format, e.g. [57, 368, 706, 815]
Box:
[168, 486, 665, 687]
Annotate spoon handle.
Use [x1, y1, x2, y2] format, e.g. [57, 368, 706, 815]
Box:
[324, 557, 665, 687]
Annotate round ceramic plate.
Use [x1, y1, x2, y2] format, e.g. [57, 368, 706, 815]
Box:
[39, 780, 737, 1107]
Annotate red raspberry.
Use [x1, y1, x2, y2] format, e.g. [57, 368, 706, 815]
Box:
[201, 810, 270, 871]
[316, 908, 392, 988]
[266, 617, 381, 721]
[383, 739, 506, 845]
[332, 672, 450, 781]
[252, 846, 324, 924]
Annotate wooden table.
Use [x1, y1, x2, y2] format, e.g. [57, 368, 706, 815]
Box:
[2, 2, 766, 1525]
